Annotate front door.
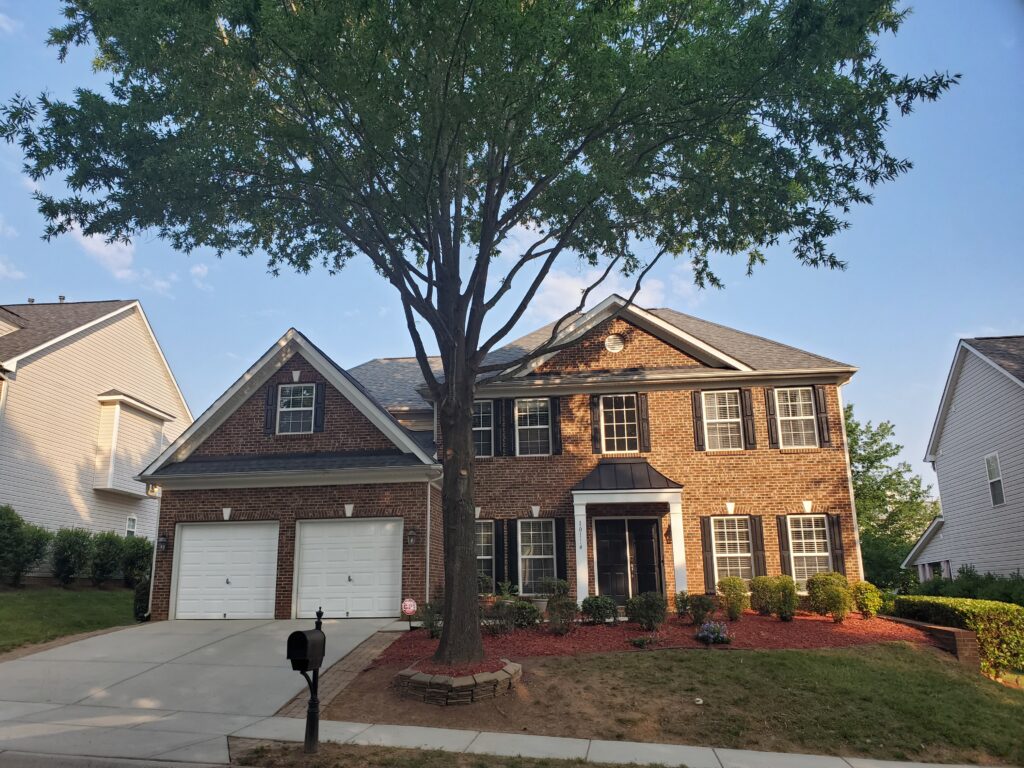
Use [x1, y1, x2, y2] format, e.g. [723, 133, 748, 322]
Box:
[594, 518, 663, 604]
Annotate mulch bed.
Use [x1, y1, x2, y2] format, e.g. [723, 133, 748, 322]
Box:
[405, 657, 508, 677]
[373, 611, 935, 670]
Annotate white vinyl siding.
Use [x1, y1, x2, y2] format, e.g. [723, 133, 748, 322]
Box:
[985, 453, 1004, 506]
[788, 515, 832, 586]
[711, 516, 753, 582]
[277, 383, 315, 434]
[775, 387, 818, 448]
[515, 398, 551, 456]
[473, 400, 493, 458]
[518, 519, 555, 594]
[703, 391, 744, 451]
[600, 394, 639, 453]
[475, 520, 495, 585]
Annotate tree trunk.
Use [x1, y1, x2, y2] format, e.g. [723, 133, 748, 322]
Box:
[432, 374, 485, 665]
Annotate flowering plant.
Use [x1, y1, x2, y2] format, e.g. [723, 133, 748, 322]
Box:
[695, 620, 731, 645]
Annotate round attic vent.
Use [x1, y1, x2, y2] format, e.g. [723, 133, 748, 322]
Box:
[604, 333, 625, 353]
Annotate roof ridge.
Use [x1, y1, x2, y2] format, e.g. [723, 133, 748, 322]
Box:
[1, 299, 134, 308]
[966, 335, 1024, 341]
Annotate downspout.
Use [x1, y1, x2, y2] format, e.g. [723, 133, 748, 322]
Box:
[145, 532, 159, 621]
[424, 481, 431, 604]
[837, 385, 866, 580]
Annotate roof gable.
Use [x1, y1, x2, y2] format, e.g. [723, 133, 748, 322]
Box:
[0, 300, 136, 366]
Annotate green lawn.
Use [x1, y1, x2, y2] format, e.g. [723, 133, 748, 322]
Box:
[0, 587, 136, 654]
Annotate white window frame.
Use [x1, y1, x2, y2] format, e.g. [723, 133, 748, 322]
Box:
[710, 516, 754, 584]
[276, 383, 315, 435]
[599, 393, 640, 454]
[985, 452, 1005, 507]
[472, 400, 494, 458]
[517, 518, 556, 595]
[125, 515, 138, 537]
[475, 520, 495, 587]
[514, 398, 552, 457]
[702, 390, 744, 451]
[775, 387, 819, 449]
[787, 514, 832, 586]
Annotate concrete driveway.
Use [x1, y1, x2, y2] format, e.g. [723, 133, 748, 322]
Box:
[0, 618, 393, 764]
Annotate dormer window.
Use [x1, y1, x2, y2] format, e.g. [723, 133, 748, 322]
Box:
[277, 384, 315, 434]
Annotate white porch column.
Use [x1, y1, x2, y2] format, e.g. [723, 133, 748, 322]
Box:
[573, 502, 589, 603]
[669, 498, 687, 593]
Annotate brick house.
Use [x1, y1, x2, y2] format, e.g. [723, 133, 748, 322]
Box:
[142, 295, 861, 620]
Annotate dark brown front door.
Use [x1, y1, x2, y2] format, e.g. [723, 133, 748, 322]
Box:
[595, 518, 663, 604]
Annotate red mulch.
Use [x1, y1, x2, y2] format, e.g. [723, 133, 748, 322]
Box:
[373, 612, 935, 670]
[404, 657, 508, 677]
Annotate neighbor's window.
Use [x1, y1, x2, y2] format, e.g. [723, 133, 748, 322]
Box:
[473, 400, 494, 458]
[775, 387, 818, 448]
[515, 398, 551, 456]
[788, 515, 832, 587]
[711, 516, 753, 581]
[125, 516, 137, 538]
[277, 383, 315, 434]
[703, 390, 744, 450]
[475, 520, 495, 585]
[518, 519, 555, 594]
[986, 453, 1004, 506]
[601, 394, 639, 453]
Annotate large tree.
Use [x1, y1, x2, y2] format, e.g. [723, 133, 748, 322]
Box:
[845, 404, 937, 590]
[2, 0, 954, 663]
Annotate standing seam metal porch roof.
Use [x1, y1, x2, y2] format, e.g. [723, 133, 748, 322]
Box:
[573, 459, 682, 492]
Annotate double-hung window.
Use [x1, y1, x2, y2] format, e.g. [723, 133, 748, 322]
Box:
[703, 391, 744, 450]
[518, 519, 555, 594]
[125, 516, 137, 538]
[475, 520, 495, 586]
[775, 387, 818, 448]
[711, 516, 753, 581]
[515, 398, 551, 456]
[473, 400, 494, 458]
[277, 383, 315, 434]
[986, 453, 1004, 506]
[601, 394, 639, 453]
[788, 515, 832, 587]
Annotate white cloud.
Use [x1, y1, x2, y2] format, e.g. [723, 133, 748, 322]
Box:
[0, 215, 17, 238]
[189, 262, 213, 291]
[0, 13, 21, 36]
[70, 224, 178, 297]
[525, 266, 669, 324]
[0, 255, 25, 280]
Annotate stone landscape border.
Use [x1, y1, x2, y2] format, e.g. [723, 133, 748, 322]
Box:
[395, 659, 522, 705]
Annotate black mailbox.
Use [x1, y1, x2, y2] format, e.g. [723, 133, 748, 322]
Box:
[287, 629, 326, 672]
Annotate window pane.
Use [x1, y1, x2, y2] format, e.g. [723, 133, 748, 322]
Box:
[986, 454, 1001, 481]
[713, 517, 752, 555]
[704, 391, 743, 450]
[280, 384, 314, 409]
[475, 521, 494, 558]
[789, 515, 831, 587]
[472, 401, 492, 429]
[707, 422, 743, 450]
[278, 409, 313, 434]
[777, 388, 817, 448]
[793, 555, 831, 583]
[516, 399, 551, 455]
[716, 555, 753, 580]
[519, 520, 556, 594]
[521, 558, 555, 595]
[780, 418, 817, 448]
[473, 401, 494, 457]
[991, 479, 1005, 506]
[777, 388, 814, 418]
[601, 394, 639, 453]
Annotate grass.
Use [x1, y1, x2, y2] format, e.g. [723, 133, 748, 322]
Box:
[0, 586, 136, 653]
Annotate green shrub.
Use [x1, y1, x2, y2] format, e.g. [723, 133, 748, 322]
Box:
[121, 536, 154, 588]
[749, 576, 776, 616]
[538, 577, 570, 598]
[415, 601, 444, 638]
[625, 592, 667, 631]
[1, 517, 52, 588]
[51, 528, 94, 586]
[911, 565, 1024, 609]
[481, 600, 516, 635]
[547, 596, 578, 635]
[717, 576, 749, 621]
[774, 575, 798, 621]
[879, 591, 896, 616]
[511, 599, 542, 628]
[477, 572, 494, 595]
[90, 531, 125, 586]
[581, 595, 617, 625]
[807, 572, 852, 623]
[851, 581, 883, 619]
[496, 580, 519, 599]
[894, 595, 1024, 677]
[674, 591, 691, 620]
[134, 578, 151, 622]
[690, 594, 715, 625]
[0, 505, 23, 582]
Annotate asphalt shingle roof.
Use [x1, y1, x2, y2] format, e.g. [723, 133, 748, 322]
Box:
[966, 336, 1024, 383]
[0, 300, 135, 364]
[152, 451, 423, 477]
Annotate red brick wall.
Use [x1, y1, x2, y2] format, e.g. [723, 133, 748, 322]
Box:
[193, 352, 398, 457]
[151, 482, 431, 620]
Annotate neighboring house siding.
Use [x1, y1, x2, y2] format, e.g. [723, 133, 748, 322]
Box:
[927, 352, 1024, 575]
[0, 308, 190, 539]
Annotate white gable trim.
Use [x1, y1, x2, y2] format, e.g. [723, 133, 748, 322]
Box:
[514, 295, 753, 376]
[901, 516, 945, 569]
[141, 329, 433, 477]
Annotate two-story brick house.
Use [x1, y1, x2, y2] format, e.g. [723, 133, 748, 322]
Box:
[142, 295, 861, 620]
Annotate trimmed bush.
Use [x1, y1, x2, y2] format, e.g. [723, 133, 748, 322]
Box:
[134, 578, 151, 621]
[807, 572, 853, 623]
[625, 591, 667, 631]
[538, 577, 570, 598]
[913, 565, 1024, 609]
[121, 536, 154, 588]
[717, 576, 749, 621]
[774, 575, 798, 621]
[749, 576, 776, 616]
[851, 581, 883, 619]
[581, 595, 617, 625]
[674, 591, 691, 620]
[547, 596, 578, 635]
[51, 528, 94, 586]
[511, 599, 542, 628]
[91, 531, 125, 586]
[894, 595, 1024, 677]
[690, 594, 715, 625]
[0, 508, 52, 587]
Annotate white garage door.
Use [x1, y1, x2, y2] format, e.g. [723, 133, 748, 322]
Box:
[295, 519, 403, 618]
[174, 523, 279, 619]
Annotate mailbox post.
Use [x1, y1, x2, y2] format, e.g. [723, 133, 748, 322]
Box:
[286, 608, 326, 754]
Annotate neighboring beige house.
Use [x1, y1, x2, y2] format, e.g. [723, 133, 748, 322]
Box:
[906, 336, 1024, 579]
[0, 299, 192, 540]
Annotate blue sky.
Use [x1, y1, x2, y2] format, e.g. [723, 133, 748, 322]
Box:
[1, 2, 1022, 487]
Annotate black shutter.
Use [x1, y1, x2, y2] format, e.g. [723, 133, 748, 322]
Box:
[264, 384, 278, 434]
[699, 517, 716, 594]
[765, 388, 779, 449]
[741, 388, 756, 450]
[637, 393, 651, 452]
[313, 382, 326, 432]
[777, 516, 792, 576]
[749, 516, 767, 577]
[691, 391, 706, 452]
[550, 397, 563, 455]
[493, 520, 506, 584]
[506, 520, 519, 589]
[590, 395, 602, 453]
[504, 399, 517, 456]
[828, 514, 846, 575]
[813, 385, 832, 448]
[554, 518, 567, 581]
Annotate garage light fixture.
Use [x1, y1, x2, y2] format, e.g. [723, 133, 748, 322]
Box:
[157, 535, 167, 553]
[407, 529, 417, 546]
